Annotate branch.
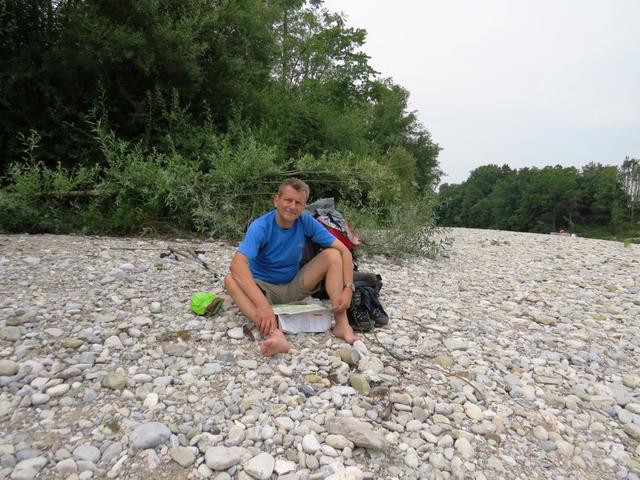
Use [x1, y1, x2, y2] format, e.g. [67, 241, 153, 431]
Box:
[35, 190, 99, 198]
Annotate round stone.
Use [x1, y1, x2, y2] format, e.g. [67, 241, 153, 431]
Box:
[72, 445, 100, 463]
[463, 402, 483, 420]
[30, 393, 50, 406]
[130, 422, 171, 449]
[205, 446, 241, 470]
[0, 360, 19, 376]
[227, 327, 244, 339]
[533, 425, 549, 441]
[455, 437, 474, 460]
[244, 452, 275, 480]
[302, 434, 321, 453]
[46, 384, 70, 397]
[56, 458, 78, 474]
[169, 446, 196, 466]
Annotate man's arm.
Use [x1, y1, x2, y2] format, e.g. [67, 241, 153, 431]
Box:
[229, 252, 277, 336]
[329, 239, 353, 314]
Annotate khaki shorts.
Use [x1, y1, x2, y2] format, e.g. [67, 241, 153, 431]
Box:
[255, 264, 320, 305]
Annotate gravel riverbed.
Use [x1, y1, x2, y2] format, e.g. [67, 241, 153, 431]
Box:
[0, 228, 639, 480]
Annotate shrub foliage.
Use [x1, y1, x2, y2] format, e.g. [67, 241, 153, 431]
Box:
[0, 0, 444, 256]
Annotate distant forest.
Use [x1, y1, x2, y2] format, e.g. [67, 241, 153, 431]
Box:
[437, 158, 640, 239]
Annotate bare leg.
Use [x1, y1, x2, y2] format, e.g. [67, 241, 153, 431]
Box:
[224, 274, 260, 323]
[224, 274, 292, 356]
[301, 250, 359, 344]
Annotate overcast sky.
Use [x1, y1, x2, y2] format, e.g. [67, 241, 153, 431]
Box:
[322, 0, 640, 185]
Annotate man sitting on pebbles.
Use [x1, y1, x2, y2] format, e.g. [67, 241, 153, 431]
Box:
[225, 178, 359, 356]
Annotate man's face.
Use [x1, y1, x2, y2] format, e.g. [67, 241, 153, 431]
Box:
[274, 186, 308, 226]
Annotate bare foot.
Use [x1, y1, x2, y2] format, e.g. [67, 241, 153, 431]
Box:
[332, 322, 360, 344]
[261, 330, 292, 357]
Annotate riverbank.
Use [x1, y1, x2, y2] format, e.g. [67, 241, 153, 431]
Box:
[0, 228, 638, 479]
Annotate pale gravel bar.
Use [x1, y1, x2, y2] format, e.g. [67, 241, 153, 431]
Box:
[0, 228, 638, 479]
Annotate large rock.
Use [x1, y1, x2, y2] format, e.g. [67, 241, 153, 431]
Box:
[102, 373, 127, 390]
[357, 355, 384, 374]
[224, 425, 245, 446]
[205, 446, 242, 470]
[339, 346, 360, 366]
[243, 452, 275, 480]
[532, 314, 557, 326]
[72, 444, 100, 463]
[0, 360, 19, 376]
[455, 437, 474, 460]
[302, 434, 321, 454]
[623, 374, 640, 389]
[443, 337, 468, 351]
[56, 458, 78, 475]
[0, 326, 22, 342]
[326, 418, 388, 450]
[227, 327, 244, 339]
[349, 374, 370, 395]
[326, 466, 365, 480]
[23, 256, 41, 266]
[130, 422, 171, 449]
[624, 423, 640, 441]
[463, 402, 483, 420]
[101, 442, 123, 465]
[169, 446, 196, 467]
[10, 457, 47, 480]
[326, 434, 353, 450]
[46, 384, 70, 397]
[274, 459, 296, 475]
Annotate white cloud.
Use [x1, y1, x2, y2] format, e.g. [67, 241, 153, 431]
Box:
[323, 0, 640, 183]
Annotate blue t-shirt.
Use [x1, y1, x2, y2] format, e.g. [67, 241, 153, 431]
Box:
[238, 210, 336, 284]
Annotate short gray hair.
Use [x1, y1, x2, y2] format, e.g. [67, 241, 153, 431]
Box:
[277, 178, 310, 199]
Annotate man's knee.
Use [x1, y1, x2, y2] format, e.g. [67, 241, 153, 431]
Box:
[224, 273, 236, 291]
[320, 247, 341, 265]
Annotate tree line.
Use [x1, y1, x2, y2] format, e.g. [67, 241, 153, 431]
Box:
[437, 158, 640, 236]
[0, 0, 439, 190]
[0, 0, 444, 253]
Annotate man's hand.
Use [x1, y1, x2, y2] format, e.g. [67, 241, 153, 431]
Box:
[256, 302, 277, 336]
[332, 288, 353, 315]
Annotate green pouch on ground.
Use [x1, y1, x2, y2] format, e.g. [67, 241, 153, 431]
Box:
[191, 292, 223, 316]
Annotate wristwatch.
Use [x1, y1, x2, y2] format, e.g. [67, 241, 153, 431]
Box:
[344, 282, 355, 291]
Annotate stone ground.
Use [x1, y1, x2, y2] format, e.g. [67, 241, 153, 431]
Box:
[0, 228, 639, 480]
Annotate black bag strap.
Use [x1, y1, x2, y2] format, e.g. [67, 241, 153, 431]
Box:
[353, 272, 382, 294]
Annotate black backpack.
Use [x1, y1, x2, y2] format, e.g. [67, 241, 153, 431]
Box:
[347, 273, 389, 332]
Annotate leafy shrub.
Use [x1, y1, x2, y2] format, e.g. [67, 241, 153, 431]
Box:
[1, 126, 446, 256]
[0, 130, 103, 233]
[342, 194, 450, 258]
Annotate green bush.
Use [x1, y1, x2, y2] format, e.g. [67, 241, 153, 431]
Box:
[0, 130, 102, 233]
[342, 194, 449, 258]
[1, 125, 446, 256]
[190, 135, 281, 239]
